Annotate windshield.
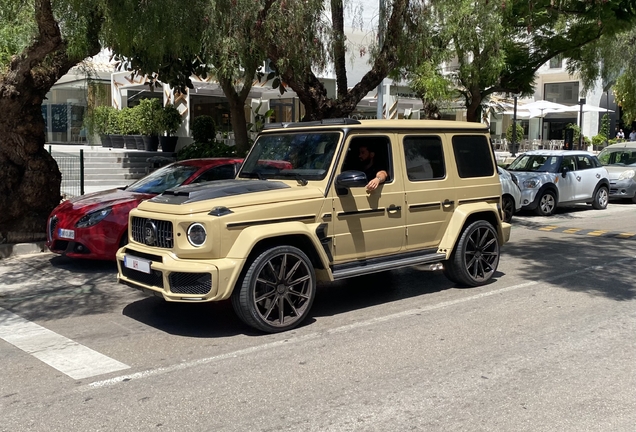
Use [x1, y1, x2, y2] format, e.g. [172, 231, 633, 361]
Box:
[238, 132, 340, 181]
[127, 164, 198, 194]
[597, 148, 636, 166]
[507, 154, 561, 173]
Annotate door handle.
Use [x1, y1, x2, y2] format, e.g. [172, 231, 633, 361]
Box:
[387, 205, 402, 213]
[442, 199, 454, 208]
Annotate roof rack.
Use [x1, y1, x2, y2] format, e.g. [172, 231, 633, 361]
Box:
[263, 118, 361, 130]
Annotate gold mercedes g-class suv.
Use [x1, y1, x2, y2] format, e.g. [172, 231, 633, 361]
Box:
[117, 119, 511, 333]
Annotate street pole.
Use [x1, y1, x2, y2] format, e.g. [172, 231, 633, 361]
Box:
[376, 0, 386, 119]
[511, 95, 518, 157]
[578, 98, 586, 150]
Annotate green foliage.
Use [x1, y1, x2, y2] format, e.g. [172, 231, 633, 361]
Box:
[247, 102, 274, 134]
[600, 114, 610, 139]
[0, 1, 35, 71]
[592, 134, 607, 148]
[137, 98, 162, 136]
[506, 123, 524, 143]
[176, 140, 243, 161]
[615, 72, 636, 123]
[160, 104, 182, 136]
[191, 115, 216, 144]
[88, 105, 116, 136]
[117, 107, 141, 135]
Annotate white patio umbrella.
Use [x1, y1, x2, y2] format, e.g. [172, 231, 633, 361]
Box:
[521, 100, 569, 141]
[553, 103, 614, 113]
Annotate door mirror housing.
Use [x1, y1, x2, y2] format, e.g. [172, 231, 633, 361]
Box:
[561, 166, 570, 178]
[336, 170, 368, 188]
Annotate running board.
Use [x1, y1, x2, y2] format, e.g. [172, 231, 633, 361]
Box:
[331, 252, 447, 280]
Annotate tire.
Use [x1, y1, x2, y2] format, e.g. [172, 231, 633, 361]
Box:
[502, 195, 515, 223]
[592, 186, 608, 210]
[534, 190, 556, 216]
[443, 220, 500, 287]
[231, 245, 316, 333]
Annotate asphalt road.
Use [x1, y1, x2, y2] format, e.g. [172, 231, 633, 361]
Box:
[1, 202, 635, 432]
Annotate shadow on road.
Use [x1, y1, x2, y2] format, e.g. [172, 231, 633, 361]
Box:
[503, 234, 636, 301]
[121, 265, 504, 337]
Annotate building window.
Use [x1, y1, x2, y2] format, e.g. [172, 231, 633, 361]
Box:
[549, 55, 563, 69]
[544, 82, 580, 105]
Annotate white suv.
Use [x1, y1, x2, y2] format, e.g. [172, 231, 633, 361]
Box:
[506, 150, 610, 216]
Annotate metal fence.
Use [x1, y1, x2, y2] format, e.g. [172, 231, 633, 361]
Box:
[49, 147, 84, 198]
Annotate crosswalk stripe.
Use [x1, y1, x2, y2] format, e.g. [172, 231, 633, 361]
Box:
[0, 307, 129, 380]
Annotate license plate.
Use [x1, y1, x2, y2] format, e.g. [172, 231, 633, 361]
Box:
[124, 255, 151, 274]
[58, 228, 75, 240]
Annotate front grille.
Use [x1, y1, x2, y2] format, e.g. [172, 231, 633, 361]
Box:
[169, 272, 212, 295]
[131, 217, 174, 248]
[49, 216, 58, 241]
[121, 261, 164, 288]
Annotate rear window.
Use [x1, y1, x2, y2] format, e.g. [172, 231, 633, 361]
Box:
[452, 135, 495, 178]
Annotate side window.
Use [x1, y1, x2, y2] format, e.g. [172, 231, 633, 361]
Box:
[403, 136, 445, 181]
[192, 163, 239, 183]
[575, 155, 593, 170]
[452, 135, 495, 178]
[561, 155, 576, 171]
[342, 136, 393, 182]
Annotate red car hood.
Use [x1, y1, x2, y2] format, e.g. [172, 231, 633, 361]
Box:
[54, 188, 155, 216]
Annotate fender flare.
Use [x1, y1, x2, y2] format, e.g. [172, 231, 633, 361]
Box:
[437, 203, 503, 258]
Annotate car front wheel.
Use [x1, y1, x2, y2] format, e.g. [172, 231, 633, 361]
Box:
[443, 220, 500, 287]
[592, 186, 609, 210]
[535, 190, 556, 216]
[231, 245, 316, 333]
[502, 195, 515, 223]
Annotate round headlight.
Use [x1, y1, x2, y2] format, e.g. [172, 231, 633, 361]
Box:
[618, 170, 635, 180]
[522, 177, 542, 189]
[187, 223, 207, 247]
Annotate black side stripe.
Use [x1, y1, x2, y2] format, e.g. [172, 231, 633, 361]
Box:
[226, 215, 316, 229]
[408, 202, 441, 211]
[337, 208, 386, 217]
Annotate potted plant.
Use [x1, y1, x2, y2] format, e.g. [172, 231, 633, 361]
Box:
[90, 106, 114, 147]
[118, 107, 140, 149]
[138, 98, 162, 151]
[107, 107, 124, 148]
[159, 104, 182, 152]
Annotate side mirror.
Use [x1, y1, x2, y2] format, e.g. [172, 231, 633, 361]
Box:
[561, 166, 569, 178]
[336, 170, 368, 188]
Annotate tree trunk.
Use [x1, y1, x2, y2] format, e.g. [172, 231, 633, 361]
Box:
[218, 74, 253, 156]
[0, 0, 101, 241]
[267, 0, 409, 121]
[465, 89, 482, 123]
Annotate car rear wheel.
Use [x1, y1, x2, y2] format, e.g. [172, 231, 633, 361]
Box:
[232, 245, 316, 333]
[592, 186, 608, 210]
[502, 195, 515, 223]
[535, 190, 556, 216]
[443, 220, 500, 287]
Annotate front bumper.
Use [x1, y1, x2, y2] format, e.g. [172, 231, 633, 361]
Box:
[116, 246, 245, 302]
[519, 188, 541, 210]
[609, 179, 636, 199]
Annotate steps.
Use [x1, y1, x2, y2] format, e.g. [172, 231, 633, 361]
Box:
[50, 147, 175, 196]
[83, 151, 176, 189]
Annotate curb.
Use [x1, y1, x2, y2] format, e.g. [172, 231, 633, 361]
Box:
[0, 242, 47, 259]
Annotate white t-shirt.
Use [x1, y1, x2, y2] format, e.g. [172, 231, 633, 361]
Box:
[630, 131, 636, 141]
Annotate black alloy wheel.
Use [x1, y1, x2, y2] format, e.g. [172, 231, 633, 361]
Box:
[443, 220, 500, 287]
[232, 245, 316, 333]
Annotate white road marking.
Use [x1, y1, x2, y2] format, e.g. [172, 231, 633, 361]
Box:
[0, 308, 129, 380]
[79, 255, 630, 389]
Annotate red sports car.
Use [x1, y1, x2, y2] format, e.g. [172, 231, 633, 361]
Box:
[46, 158, 243, 260]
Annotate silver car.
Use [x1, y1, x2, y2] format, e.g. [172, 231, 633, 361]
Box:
[498, 167, 521, 223]
[506, 150, 610, 216]
[597, 142, 636, 203]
